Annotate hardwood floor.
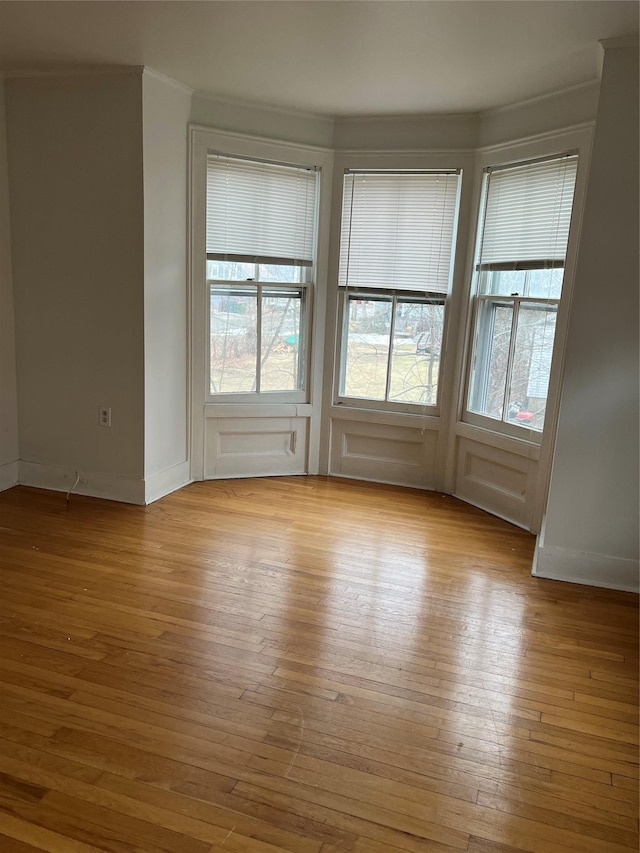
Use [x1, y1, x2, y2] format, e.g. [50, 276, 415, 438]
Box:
[0, 476, 637, 853]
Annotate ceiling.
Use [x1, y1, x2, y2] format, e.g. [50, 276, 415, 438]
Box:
[0, 1, 637, 117]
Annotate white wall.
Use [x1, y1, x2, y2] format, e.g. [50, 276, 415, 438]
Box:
[5, 72, 146, 501]
[534, 43, 639, 591]
[333, 113, 479, 151]
[142, 70, 192, 502]
[0, 79, 19, 489]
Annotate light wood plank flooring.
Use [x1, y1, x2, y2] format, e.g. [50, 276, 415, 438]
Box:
[0, 476, 637, 853]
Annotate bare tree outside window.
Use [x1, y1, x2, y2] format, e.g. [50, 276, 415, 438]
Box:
[209, 273, 305, 396]
[341, 296, 445, 405]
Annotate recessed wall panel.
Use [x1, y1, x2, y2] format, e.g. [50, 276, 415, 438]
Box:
[330, 418, 438, 488]
[454, 436, 537, 528]
[205, 417, 307, 478]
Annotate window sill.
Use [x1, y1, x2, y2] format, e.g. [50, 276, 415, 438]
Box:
[205, 402, 314, 418]
[456, 420, 542, 458]
[330, 403, 441, 430]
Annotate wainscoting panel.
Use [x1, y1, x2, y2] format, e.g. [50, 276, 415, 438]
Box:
[205, 417, 308, 478]
[330, 418, 438, 488]
[454, 435, 538, 529]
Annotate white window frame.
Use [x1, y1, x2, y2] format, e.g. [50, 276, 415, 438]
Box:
[189, 126, 333, 480]
[204, 155, 319, 405]
[206, 276, 313, 405]
[334, 288, 449, 414]
[466, 292, 562, 441]
[332, 167, 463, 416]
[461, 151, 581, 445]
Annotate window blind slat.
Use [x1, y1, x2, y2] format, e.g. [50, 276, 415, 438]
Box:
[479, 156, 578, 265]
[206, 155, 317, 264]
[338, 172, 460, 293]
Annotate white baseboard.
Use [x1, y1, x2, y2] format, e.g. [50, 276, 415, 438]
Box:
[533, 540, 640, 592]
[18, 460, 146, 505]
[144, 460, 191, 505]
[0, 459, 19, 492]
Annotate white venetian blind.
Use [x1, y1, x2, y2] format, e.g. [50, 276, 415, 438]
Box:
[478, 154, 578, 269]
[338, 171, 461, 293]
[206, 155, 317, 266]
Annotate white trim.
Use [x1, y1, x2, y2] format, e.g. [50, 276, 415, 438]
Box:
[325, 149, 476, 490]
[191, 91, 332, 124]
[189, 125, 208, 479]
[478, 121, 596, 156]
[450, 125, 593, 535]
[144, 460, 191, 505]
[479, 80, 600, 119]
[334, 146, 476, 156]
[452, 489, 530, 532]
[455, 422, 540, 459]
[186, 120, 195, 483]
[332, 126, 595, 161]
[189, 124, 332, 157]
[330, 405, 440, 431]
[600, 35, 639, 50]
[327, 470, 429, 492]
[533, 540, 640, 593]
[463, 411, 543, 446]
[529, 130, 593, 532]
[0, 460, 18, 492]
[189, 125, 333, 480]
[335, 111, 476, 125]
[206, 402, 313, 418]
[142, 66, 194, 95]
[18, 460, 146, 505]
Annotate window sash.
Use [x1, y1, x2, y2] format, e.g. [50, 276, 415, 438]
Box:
[338, 170, 461, 293]
[208, 281, 308, 398]
[468, 295, 558, 432]
[337, 289, 446, 411]
[206, 154, 318, 266]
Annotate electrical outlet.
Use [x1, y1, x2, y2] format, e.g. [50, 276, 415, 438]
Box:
[99, 406, 111, 428]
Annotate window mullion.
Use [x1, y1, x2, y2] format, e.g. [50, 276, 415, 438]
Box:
[385, 294, 398, 402]
[255, 284, 262, 393]
[502, 299, 520, 423]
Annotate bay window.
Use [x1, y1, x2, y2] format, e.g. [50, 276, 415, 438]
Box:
[336, 170, 461, 412]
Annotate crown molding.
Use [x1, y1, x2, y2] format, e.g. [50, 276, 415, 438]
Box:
[478, 121, 595, 156]
[479, 79, 600, 119]
[333, 147, 477, 156]
[333, 110, 479, 124]
[192, 90, 332, 125]
[600, 34, 639, 50]
[142, 67, 193, 96]
[189, 124, 334, 157]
